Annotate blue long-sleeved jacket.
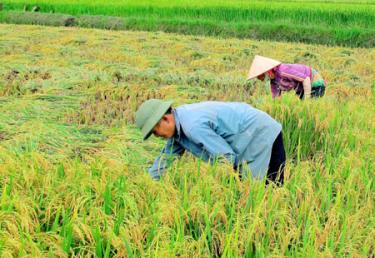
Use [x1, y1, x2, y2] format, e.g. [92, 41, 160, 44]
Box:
[149, 101, 282, 180]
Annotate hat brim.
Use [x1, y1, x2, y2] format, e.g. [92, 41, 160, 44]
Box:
[246, 55, 281, 80]
[247, 71, 268, 80]
[141, 101, 173, 140]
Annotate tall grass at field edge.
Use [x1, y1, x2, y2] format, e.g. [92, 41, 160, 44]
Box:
[1, 11, 374, 48]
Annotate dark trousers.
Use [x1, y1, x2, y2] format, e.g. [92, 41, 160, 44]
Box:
[266, 132, 286, 186]
[297, 86, 326, 100]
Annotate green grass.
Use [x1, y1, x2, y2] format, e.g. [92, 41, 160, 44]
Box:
[0, 24, 374, 256]
[4, 0, 375, 28]
[1, 0, 375, 47]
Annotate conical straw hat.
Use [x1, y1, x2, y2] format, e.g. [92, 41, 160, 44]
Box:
[135, 99, 173, 140]
[247, 55, 281, 80]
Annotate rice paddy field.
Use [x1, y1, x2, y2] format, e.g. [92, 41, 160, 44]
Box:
[1, 0, 375, 47]
[0, 22, 374, 257]
[1, 0, 375, 257]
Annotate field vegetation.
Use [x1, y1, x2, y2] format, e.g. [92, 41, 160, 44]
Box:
[0, 23, 374, 257]
[1, 0, 375, 47]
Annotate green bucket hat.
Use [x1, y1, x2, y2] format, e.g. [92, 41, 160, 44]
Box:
[135, 99, 173, 140]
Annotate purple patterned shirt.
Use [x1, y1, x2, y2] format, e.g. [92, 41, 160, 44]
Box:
[271, 64, 312, 98]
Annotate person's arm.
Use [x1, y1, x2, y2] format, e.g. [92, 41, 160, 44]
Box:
[148, 139, 185, 180]
[279, 64, 312, 99]
[188, 125, 237, 167]
[302, 77, 312, 99]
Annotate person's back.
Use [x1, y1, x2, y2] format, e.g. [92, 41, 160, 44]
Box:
[176, 101, 263, 136]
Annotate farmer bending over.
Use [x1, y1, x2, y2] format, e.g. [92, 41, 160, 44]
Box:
[135, 99, 286, 185]
[247, 55, 326, 99]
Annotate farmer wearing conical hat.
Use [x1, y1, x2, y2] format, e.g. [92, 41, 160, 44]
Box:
[247, 55, 326, 99]
[135, 99, 286, 185]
